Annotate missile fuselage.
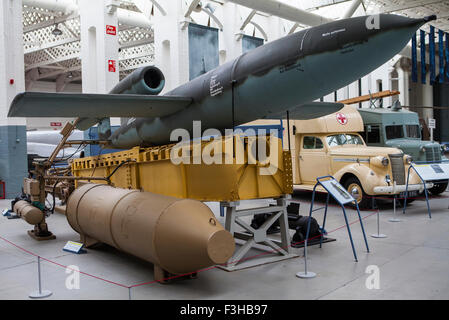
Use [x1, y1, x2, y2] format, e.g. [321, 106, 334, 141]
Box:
[110, 14, 432, 149]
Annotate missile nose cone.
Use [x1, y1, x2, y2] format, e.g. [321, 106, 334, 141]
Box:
[423, 15, 437, 22]
[155, 199, 235, 275]
[378, 13, 434, 31]
[207, 229, 236, 264]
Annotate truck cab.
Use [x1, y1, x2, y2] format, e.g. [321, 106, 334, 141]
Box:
[358, 105, 448, 195]
[291, 105, 429, 208]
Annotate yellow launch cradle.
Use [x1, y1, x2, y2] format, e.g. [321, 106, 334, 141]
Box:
[71, 135, 293, 202]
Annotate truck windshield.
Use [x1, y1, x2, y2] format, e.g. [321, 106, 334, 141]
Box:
[326, 134, 364, 147]
[386, 125, 404, 139]
[406, 125, 421, 138]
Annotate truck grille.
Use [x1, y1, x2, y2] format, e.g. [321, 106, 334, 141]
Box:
[425, 146, 441, 162]
[389, 154, 405, 185]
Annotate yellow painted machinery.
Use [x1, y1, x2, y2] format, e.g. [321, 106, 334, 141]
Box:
[70, 135, 293, 202]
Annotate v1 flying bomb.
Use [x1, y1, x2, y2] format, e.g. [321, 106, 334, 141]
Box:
[9, 14, 436, 149]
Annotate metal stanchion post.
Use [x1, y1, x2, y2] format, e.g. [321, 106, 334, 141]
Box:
[128, 287, 132, 300]
[371, 209, 387, 238]
[296, 238, 316, 278]
[29, 256, 52, 299]
[389, 194, 401, 222]
[296, 188, 317, 279]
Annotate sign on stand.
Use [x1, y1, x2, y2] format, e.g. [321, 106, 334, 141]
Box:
[403, 162, 449, 218]
[296, 176, 370, 280]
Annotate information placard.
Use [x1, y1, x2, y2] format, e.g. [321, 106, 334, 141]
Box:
[412, 163, 449, 181]
[63, 241, 85, 254]
[320, 178, 355, 205]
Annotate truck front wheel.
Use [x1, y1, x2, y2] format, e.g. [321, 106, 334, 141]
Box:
[343, 177, 371, 209]
[429, 182, 448, 196]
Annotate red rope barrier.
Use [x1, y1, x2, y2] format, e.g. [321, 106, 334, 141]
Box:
[0, 207, 378, 290]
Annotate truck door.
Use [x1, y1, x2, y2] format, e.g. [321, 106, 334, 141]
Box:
[364, 125, 382, 146]
[299, 136, 329, 184]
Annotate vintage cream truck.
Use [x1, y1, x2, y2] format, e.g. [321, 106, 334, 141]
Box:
[245, 105, 430, 208]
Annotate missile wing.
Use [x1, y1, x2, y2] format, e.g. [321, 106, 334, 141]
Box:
[8, 92, 192, 119]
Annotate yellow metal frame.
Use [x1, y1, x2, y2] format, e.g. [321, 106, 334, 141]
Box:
[71, 135, 293, 202]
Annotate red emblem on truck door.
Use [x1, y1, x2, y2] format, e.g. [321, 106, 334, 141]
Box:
[336, 113, 348, 125]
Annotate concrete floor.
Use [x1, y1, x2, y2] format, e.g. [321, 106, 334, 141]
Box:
[0, 190, 448, 300]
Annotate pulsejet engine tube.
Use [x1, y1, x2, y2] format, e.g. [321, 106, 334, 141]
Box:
[94, 66, 166, 140]
[66, 184, 235, 276]
[109, 66, 165, 96]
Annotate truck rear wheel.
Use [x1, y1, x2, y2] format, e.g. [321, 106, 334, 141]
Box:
[343, 177, 370, 209]
[429, 182, 448, 196]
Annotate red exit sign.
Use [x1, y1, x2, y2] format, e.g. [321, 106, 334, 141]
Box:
[108, 60, 116, 72]
[50, 122, 62, 127]
[106, 25, 117, 35]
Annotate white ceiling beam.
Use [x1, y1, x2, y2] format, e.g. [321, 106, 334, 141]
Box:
[24, 36, 80, 54]
[66, 76, 81, 83]
[25, 52, 79, 70]
[119, 37, 154, 49]
[133, 0, 166, 17]
[149, 0, 166, 16]
[23, 0, 152, 29]
[117, 8, 152, 28]
[185, 0, 202, 18]
[23, 0, 77, 14]
[227, 0, 333, 26]
[56, 73, 68, 92]
[240, 9, 257, 31]
[23, 13, 78, 33]
[23, 6, 60, 16]
[301, 0, 351, 11]
[120, 62, 152, 71]
[378, 0, 443, 13]
[37, 65, 67, 70]
[342, 0, 363, 18]
[201, 8, 224, 31]
[120, 50, 154, 61]
[35, 65, 80, 80]
[249, 21, 268, 41]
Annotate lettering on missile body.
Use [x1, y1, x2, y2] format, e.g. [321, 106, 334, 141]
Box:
[322, 28, 347, 37]
[209, 75, 223, 97]
[180, 304, 215, 318]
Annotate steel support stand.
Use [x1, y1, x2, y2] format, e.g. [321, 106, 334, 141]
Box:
[29, 256, 52, 299]
[371, 209, 387, 238]
[296, 188, 317, 279]
[389, 194, 402, 222]
[403, 164, 432, 218]
[319, 193, 330, 249]
[354, 201, 370, 257]
[219, 196, 297, 271]
[297, 176, 370, 279]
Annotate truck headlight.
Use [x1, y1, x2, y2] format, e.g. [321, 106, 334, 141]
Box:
[442, 145, 448, 153]
[420, 146, 426, 153]
[404, 155, 413, 165]
[381, 157, 389, 166]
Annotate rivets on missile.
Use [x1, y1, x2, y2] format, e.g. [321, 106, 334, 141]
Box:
[209, 218, 216, 226]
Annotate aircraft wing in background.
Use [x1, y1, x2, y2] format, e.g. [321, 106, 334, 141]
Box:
[270, 102, 345, 120]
